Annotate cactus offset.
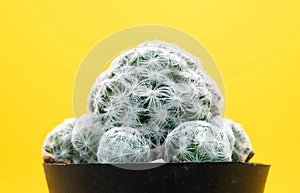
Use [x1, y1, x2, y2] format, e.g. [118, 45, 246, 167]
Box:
[224, 118, 253, 162]
[71, 114, 105, 163]
[42, 118, 81, 163]
[164, 121, 232, 162]
[97, 127, 152, 163]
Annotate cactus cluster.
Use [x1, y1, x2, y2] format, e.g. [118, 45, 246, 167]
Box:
[42, 41, 253, 163]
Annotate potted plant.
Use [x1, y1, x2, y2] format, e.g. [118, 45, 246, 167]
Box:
[43, 41, 270, 193]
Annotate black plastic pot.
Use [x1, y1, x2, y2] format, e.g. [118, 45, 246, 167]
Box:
[43, 162, 270, 193]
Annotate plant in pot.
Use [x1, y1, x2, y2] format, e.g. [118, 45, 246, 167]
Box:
[42, 41, 269, 193]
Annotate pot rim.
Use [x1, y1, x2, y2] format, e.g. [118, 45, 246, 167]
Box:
[43, 161, 270, 167]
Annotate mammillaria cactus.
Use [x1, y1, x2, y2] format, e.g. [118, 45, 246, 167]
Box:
[71, 114, 105, 163]
[42, 40, 254, 164]
[97, 127, 152, 163]
[42, 118, 79, 163]
[87, 41, 223, 148]
[164, 121, 232, 162]
[224, 118, 253, 162]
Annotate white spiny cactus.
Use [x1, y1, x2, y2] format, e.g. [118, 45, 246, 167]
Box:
[212, 116, 235, 152]
[224, 119, 253, 162]
[97, 127, 152, 163]
[164, 121, 232, 162]
[42, 118, 80, 162]
[88, 41, 224, 149]
[71, 114, 105, 163]
[43, 40, 254, 164]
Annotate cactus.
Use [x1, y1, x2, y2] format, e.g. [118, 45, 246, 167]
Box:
[42, 118, 80, 162]
[42, 40, 254, 164]
[71, 114, 105, 163]
[212, 116, 235, 152]
[88, 41, 224, 149]
[164, 121, 232, 162]
[97, 127, 152, 163]
[224, 119, 253, 162]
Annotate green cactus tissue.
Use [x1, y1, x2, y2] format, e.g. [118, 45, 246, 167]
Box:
[42, 40, 254, 164]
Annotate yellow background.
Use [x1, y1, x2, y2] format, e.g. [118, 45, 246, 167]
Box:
[0, 0, 299, 192]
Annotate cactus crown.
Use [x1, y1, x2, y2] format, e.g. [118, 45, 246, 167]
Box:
[88, 41, 223, 146]
[42, 41, 253, 164]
